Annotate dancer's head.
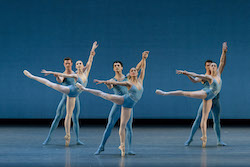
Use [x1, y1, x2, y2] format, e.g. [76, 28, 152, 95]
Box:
[209, 62, 218, 74]
[64, 57, 73, 70]
[113, 61, 123, 72]
[129, 67, 138, 78]
[75, 60, 84, 71]
[205, 60, 213, 72]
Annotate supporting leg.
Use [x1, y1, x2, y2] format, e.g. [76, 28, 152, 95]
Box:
[43, 94, 66, 145]
[185, 102, 203, 146]
[94, 104, 121, 155]
[64, 97, 76, 146]
[119, 107, 132, 157]
[200, 99, 212, 148]
[72, 96, 84, 145]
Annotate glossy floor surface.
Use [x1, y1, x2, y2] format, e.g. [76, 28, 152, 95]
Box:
[0, 125, 249, 167]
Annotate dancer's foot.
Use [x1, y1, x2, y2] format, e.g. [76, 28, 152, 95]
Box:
[127, 150, 136, 155]
[118, 145, 125, 157]
[23, 70, 33, 78]
[42, 137, 51, 145]
[76, 139, 84, 145]
[94, 146, 104, 155]
[200, 136, 207, 148]
[64, 134, 71, 147]
[155, 89, 167, 96]
[184, 139, 193, 146]
[217, 141, 227, 146]
[76, 83, 86, 91]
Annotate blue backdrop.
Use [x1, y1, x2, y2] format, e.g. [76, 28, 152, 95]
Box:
[0, 0, 249, 119]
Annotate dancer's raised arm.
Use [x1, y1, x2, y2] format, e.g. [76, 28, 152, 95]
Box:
[85, 41, 98, 78]
[41, 69, 78, 79]
[218, 42, 227, 75]
[138, 51, 149, 83]
[176, 70, 213, 83]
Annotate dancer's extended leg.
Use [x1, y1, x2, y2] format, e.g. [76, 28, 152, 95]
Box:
[200, 99, 212, 148]
[64, 97, 76, 146]
[184, 102, 203, 146]
[72, 96, 84, 145]
[126, 109, 135, 155]
[23, 70, 70, 94]
[94, 104, 121, 155]
[211, 99, 226, 146]
[76, 84, 124, 105]
[156, 89, 207, 99]
[43, 94, 66, 145]
[119, 107, 132, 157]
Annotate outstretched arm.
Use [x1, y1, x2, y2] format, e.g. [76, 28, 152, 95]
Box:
[218, 42, 227, 75]
[41, 70, 78, 80]
[138, 51, 149, 83]
[94, 79, 132, 87]
[85, 41, 98, 78]
[177, 70, 213, 83]
[176, 70, 202, 83]
[104, 78, 115, 89]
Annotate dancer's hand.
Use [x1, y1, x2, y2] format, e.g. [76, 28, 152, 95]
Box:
[176, 70, 188, 75]
[41, 69, 52, 76]
[94, 79, 105, 85]
[222, 42, 227, 53]
[142, 51, 149, 59]
[91, 41, 98, 51]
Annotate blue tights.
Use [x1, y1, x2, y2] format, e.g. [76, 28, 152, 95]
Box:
[97, 104, 133, 152]
[185, 98, 226, 146]
[43, 95, 83, 145]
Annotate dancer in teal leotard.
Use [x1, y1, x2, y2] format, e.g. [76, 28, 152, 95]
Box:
[76, 51, 149, 156]
[156, 42, 228, 147]
[24, 41, 98, 146]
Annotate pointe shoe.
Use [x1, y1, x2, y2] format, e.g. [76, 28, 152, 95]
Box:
[200, 136, 207, 148]
[118, 145, 125, 157]
[64, 134, 71, 147]
[23, 70, 33, 78]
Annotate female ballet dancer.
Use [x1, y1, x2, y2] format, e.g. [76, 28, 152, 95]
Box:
[23, 41, 98, 146]
[156, 62, 223, 148]
[76, 51, 149, 156]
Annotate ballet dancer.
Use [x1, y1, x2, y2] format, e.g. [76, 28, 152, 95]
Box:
[76, 51, 149, 156]
[156, 43, 227, 147]
[95, 59, 145, 155]
[42, 57, 84, 145]
[184, 42, 227, 146]
[24, 41, 98, 146]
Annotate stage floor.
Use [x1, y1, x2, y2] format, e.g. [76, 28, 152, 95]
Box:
[0, 125, 249, 167]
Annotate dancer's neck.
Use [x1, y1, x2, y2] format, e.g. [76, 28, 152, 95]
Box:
[65, 69, 73, 74]
[114, 71, 124, 81]
[130, 76, 137, 83]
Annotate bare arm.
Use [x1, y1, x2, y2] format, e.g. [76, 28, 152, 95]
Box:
[104, 78, 115, 89]
[55, 74, 64, 83]
[177, 70, 213, 83]
[176, 70, 202, 83]
[41, 70, 78, 80]
[138, 51, 149, 83]
[187, 75, 202, 83]
[218, 42, 227, 75]
[85, 41, 98, 78]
